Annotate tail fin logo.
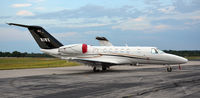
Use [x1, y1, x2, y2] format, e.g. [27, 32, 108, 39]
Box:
[37, 29, 41, 33]
[40, 38, 50, 42]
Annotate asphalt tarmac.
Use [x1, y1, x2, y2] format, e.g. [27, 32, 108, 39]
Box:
[0, 61, 200, 98]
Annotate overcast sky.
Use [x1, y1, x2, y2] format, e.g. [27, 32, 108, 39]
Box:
[0, 0, 200, 53]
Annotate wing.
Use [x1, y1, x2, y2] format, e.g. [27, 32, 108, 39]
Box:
[96, 36, 113, 46]
[66, 55, 133, 66]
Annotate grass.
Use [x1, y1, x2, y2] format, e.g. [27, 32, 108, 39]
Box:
[0, 56, 199, 70]
[0, 57, 80, 70]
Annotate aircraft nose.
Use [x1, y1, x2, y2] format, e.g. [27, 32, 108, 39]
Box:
[166, 54, 188, 64]
[178, 57, 188, 64]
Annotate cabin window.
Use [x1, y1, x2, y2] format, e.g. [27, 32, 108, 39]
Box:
[115, 48, 118, 53]
[109, 48, 113, 53]
[103, 48, 107, 53]
[126, 49, 130, 54]
[137, 48, 141, 53]
[120, 48, 124, 53]
[151, 48, 158, 54]
[95, 48, 99, 53]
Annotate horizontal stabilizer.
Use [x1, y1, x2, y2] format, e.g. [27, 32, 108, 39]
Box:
[96, 37, 108, 41]
[7, 23, 41, 28]
[7, 23, 29, 28]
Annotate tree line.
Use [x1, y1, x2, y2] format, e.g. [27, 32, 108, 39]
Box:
[0, 51, 52, 57]
[163, 50, 200, 57]
[0, 50, 200, 57]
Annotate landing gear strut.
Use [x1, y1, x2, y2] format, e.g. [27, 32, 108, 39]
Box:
[178, 65, 182, 70]
[93, 67, 99, 72]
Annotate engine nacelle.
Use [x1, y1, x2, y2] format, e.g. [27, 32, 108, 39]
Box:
[58, 44, 88, 54]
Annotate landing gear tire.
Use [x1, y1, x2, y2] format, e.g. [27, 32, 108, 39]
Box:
[93, 67, 99, 72]
[167, 67, 172, 72]
[102, 66, 107, 71]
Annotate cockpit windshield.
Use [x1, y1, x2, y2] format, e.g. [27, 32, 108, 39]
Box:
[151, 48, 165, 54]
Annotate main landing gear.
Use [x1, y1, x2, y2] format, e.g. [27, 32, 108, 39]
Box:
[93, 67, 100, 72]
[93, 66, 109, 72]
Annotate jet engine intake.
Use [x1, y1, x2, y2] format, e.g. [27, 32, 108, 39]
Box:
[58, 44, 87, 54]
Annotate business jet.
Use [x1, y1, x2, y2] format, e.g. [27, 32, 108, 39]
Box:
[8, 23, 188, 72]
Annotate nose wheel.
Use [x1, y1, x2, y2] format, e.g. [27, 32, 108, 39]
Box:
[167, 66, 172, 72]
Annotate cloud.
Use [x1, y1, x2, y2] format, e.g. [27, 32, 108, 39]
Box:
[144, 0, 161, 7]
[154, 25, 169, 29]
[28, 0, 45, 3]
[158, 6, 176, 14]
[7, 4, 200, 32]
[23, 17, 115, 28]
[173, 0, 200, 13]
[190, 15, 200, 20]
[112, 17, 170, 32]
[12, 3, 32, 8]
[1, 1, 200, 51]
[31, 5, 140, 19]
[53, 32, 77, 38]
[61, 23, 109, 28]
[52, 32, 85, 43]
[34, 7, 45, 10]
[24, 5, 139, 28]
[16, 10, 34, 16]
[110, 8, 200, 32]
[84, 31, 108, 34]
[0, 27, 32, 41]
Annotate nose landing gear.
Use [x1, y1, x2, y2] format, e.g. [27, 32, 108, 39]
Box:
[167, 66, 172, 72]
[178, 64, 182, 70]
[165, 65, 172, 72]
[165, 64, 182, 72]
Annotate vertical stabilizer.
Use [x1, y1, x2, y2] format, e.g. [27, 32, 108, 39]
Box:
[8, 23, 63, 49]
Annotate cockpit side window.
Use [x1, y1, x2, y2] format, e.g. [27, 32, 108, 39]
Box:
[151, 48, 158, 54]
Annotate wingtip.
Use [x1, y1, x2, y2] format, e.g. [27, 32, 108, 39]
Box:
[6, 23, 12, 25]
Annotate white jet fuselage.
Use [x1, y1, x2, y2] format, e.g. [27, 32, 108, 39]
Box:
[41, 44, 188, 66]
